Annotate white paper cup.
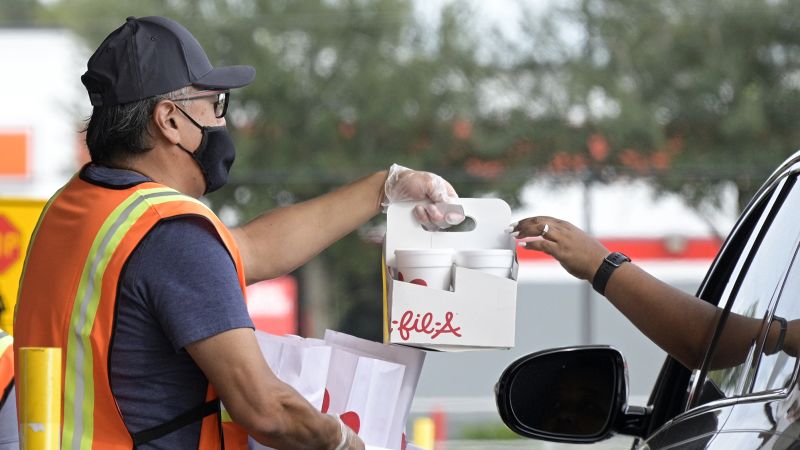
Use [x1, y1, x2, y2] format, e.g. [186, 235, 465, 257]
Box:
[455, 249, 514, 278]
[394, 249, 454, 290]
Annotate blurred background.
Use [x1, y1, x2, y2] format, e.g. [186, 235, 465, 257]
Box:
[2, 0, 800, 447]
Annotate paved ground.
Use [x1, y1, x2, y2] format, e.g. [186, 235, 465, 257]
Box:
[431, 437, 635, 449]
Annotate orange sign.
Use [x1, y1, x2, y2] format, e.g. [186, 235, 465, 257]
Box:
[0, 215, 20, 274]
[0, 132, 29, 177]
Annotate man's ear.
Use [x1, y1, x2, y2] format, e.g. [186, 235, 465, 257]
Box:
[152, 100, 182, 145]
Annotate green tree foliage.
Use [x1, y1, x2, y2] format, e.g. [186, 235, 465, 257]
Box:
[508, 0, 800, 209]
[14, 0, 800, 338]
[0, 0, 42, 26]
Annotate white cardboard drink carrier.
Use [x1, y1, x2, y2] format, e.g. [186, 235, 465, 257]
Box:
[382, 199, 518, 351]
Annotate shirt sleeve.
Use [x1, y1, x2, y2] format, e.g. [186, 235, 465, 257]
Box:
[125, 216, 254, 351]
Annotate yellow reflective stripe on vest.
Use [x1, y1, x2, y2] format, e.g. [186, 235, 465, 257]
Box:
[0, 332, 11, 355]
[62, 188, 206, 450]
[221, 405, 232, 423]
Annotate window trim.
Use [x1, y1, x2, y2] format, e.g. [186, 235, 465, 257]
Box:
[643, 155, 800, 436]
[686, 175, 794, 408]
[746, 242, 800, 395]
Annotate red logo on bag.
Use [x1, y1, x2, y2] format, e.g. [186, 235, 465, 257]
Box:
[340, 411, 360, 433]
[392, 310, 462, 341]
[321, 388, 330, 413]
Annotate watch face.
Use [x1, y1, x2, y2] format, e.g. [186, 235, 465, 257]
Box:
[606, 252, 631, 267]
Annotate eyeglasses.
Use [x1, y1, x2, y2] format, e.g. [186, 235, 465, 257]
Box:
[171, 90, 230, 118]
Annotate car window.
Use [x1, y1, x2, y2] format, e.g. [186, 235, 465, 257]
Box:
[751, 244, 800, 393]
[698, 175, 800, 402]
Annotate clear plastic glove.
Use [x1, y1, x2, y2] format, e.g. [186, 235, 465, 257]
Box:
[333, 415, 365, 450]
[383, 163, 465, 230]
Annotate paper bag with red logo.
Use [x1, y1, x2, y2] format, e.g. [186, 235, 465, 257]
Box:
[324, 329, 425, 450]
[251, 333, 332, 450]
[256, 332, 331, 411]
[344, 356, 405, 446]
[253, 330, 287, 370]
[278, 340, 331, 411]
[241, 331, 292, 450]
[323, 346, 361, 416]
[250, 332, 333, 450]
[383, 199, 518, 351]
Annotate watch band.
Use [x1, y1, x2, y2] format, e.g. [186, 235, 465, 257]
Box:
[771, 315, 788, 354]
[592, 252, 631, 296]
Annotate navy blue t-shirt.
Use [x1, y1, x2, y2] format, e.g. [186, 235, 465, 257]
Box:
[84, 165, 254, 449]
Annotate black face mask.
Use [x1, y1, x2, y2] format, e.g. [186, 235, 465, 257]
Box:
[176, 106, 235, 194]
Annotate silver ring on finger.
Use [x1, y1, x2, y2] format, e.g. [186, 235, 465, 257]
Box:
[541, 223, 549, 237]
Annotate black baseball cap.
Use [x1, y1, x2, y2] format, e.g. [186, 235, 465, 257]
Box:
[81, 16, 255, 107]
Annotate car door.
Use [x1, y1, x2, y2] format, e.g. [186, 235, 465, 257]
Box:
[641, 162, 800, 449]
[712, 231, 800, 447]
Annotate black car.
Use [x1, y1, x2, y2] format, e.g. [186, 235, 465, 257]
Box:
[495, 150, 800, 448]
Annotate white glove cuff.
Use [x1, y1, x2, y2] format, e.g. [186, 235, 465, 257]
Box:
[333, 415, 349, 450]
[382, 163, 410, 212]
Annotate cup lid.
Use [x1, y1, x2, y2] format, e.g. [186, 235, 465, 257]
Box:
[456, 249, 514, 256]
[455, 249, 513, 268]
[395, 248, 454, 267]
[395, 248, 455, 256]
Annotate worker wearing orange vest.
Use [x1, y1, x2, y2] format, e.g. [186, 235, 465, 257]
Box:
[14, 15, 463, 450]
[0, 331, 18, 450]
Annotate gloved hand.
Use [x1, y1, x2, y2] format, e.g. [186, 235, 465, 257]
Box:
[383, 163, 465, 230]
[333, 415, 365, 450]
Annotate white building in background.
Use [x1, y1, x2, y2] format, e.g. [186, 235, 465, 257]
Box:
[0, 28, 87, 198]
[515, 178, 739, 284]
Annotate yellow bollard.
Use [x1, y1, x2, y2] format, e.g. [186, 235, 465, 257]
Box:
[413, 416, 435, 450]
[19, 347, 61, 450]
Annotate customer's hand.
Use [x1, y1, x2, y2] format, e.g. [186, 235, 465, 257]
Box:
[510, 216, 609, 281]
[383, 163, 464, 230]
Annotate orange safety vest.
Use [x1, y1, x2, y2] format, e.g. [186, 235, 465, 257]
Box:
[14, 173, 249, 450]
[0, 331, 13, 408]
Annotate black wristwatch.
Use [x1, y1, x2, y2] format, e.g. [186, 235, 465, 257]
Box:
[592, 252, 631, 296]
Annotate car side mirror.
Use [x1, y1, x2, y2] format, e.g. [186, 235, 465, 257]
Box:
[495, 346, 649, 443]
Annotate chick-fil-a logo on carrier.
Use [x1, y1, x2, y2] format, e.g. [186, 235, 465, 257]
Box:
[391, 310, 462, 341]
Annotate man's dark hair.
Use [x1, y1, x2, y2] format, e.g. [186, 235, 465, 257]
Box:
[83, 87, 188, 165]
